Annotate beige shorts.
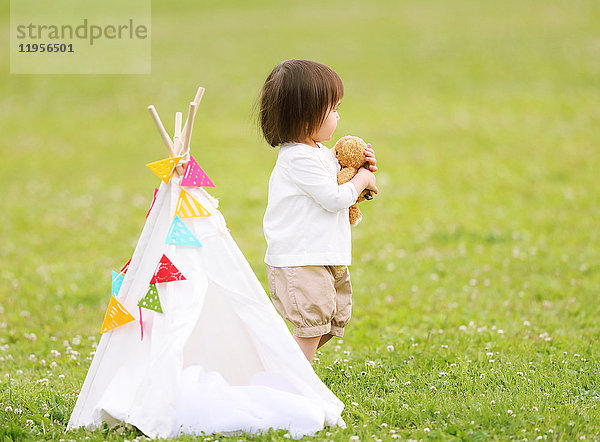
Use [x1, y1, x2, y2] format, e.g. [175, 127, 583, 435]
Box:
[266, 265, 352, 338]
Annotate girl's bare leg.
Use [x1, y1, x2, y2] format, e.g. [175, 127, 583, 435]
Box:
[293, 336, 321, 362]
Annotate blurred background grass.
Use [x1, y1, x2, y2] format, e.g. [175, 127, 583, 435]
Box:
[1, 0, 600, 438]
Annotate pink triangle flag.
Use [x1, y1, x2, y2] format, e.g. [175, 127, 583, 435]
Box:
[181, 156, 215, 188]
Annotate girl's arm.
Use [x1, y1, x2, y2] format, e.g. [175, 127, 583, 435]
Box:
[351, 167, 378, 196]
[289, 153, 359, 213]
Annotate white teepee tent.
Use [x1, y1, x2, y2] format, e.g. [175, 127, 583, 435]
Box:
[67, 88, 346, 439]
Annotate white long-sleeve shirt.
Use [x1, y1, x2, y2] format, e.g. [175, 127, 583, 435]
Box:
[263, 142, 358, 267]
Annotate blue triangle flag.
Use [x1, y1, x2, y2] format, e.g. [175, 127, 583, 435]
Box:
[166, 216, 202, 246]
[112, 270, 124, 297]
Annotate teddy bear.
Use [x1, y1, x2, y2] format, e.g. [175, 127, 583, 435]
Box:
[333, 135, 373, 226]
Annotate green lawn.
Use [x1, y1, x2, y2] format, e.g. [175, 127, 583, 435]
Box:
[1, 0, 599, 440]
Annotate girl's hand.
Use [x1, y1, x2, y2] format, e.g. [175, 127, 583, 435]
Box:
[364, 144, 378, 172]
[352, 167, 379, 196]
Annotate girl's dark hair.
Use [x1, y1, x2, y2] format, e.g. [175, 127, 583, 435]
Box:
[258, 59, 344, 147]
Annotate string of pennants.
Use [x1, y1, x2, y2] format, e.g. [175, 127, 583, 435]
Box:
[100, 156, 214, 335]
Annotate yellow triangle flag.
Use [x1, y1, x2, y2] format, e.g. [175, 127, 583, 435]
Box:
[176, 189, 211, 218]
[146, 157, 182, 184]
[100, 296, 136, 333]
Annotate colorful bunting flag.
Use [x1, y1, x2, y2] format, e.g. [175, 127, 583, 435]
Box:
[166, 216, 202, 246]
[146, 156, 182, 184]
[120, 258, 131, 274]
[150, 254, 186, 284]
[146, 188, 159, 218]
[111, 271, 124, 297]
[176, 189, 211, 218]
[181, 156, 215, 187]
[137, 284, 163, 313]
[100, 296, 136, 333]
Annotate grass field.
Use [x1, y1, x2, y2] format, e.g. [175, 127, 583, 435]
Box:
[1, 0, 600, 440]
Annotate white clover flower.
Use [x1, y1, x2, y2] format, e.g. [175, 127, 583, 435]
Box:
[5, 405, 12, 412]
[491, 400, 496, 405]
[459, 325, 467, 331]
[507, 409, 513, 415]
[28, 354, 36, 361]
[72, 336, 81, 345]
[58, 374, 65, 379]
[430, 386, 437, 391]
[14, 408, 22, 414]
[497, 329, 504, 334]
[50, 361, 57, 369]
[50, 350, 61, 357]
[36, 378, 49, 386]
[366, 360, 376, 367]
[404, 381, 411, 386]
[386, 345, 394, 352]
[424, 428, 430, 433]
[349, 435, 360, 441]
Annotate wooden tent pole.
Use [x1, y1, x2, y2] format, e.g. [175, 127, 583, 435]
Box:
[181, 87, 205, 142]
[192, 86, 205, 107]
[173, 111, 183, 154]
[147, 105, 175, 156]
[180, 102, 198, 156]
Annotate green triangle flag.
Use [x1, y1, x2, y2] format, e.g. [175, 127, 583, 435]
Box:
[137, 284, 163, 313]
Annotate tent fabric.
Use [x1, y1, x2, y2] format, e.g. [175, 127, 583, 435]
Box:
[67, 176, 345, 439]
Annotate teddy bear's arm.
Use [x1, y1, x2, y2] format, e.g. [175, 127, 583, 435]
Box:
[337, 167, 356, 185]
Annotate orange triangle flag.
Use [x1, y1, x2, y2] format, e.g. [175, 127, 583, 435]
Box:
[176, 189, 211, 218]
[100, 296, 136, 333]
[146, 157, 182, 184]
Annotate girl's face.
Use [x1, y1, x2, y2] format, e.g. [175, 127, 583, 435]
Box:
[311, 101, 341, 144]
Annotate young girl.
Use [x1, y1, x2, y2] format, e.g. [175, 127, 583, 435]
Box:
[258, 59, 378, 362]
